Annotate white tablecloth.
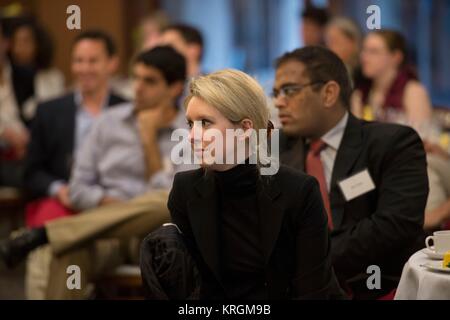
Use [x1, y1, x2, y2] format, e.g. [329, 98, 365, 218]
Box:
[395, 250, 450, 300]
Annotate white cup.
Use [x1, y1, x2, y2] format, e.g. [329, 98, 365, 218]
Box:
[425, 230, 450, 254]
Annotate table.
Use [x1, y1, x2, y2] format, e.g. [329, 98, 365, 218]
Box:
[395, 249, 450, 300]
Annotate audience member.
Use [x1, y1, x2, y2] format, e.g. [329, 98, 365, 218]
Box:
[160, 24, 204, 78]
[139, 11, 170, 51]
[24, 30, 126, 209]
[20, 30, 126, 299]
[154, 69, 344, 299]
[68, 46, 188, 211]
[275, 46, 428, 299]
[352, 30, 432, 132]
[1, 46, 192, 300]
[8, 19, 64, 123]
[324, 17, 363, 86]
[300, 5, 329, 46]
[423, 141, 450, 231]
[0, 21, 29, 167]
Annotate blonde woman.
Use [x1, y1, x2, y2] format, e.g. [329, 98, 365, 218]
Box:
[162, 69, 343, 299]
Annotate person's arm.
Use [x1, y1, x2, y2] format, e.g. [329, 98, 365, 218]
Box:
[425, 198, 450, 230]
[141, 128, 163, 179]
[0, 89, 29, 156]
[167, 172, 194, 241]
[350, 90, 364, 119]
[137, 109, 167, 180]
[68, 119, 113, 211]
[292, 176, 345, 299]
[403, 81, 433, 131]
[0, 125, 29, 159]
[24, 105, 61, 197]
[331, 126, 428, 279]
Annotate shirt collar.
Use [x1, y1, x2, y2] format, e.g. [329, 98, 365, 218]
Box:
[321, 111, 349, 151]
[74, 89, 110, 112]
[122, 103, 136, 121]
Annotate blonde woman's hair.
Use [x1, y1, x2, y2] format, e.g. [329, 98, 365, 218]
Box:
[184, 69, 270, 132]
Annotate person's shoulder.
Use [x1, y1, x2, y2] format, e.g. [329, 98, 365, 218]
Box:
[171, 168, 205, 198]
[174, 167, 205, 184]
[33, 93, 74, 123]
[109, 91, 128, 106]
[404, 80, 428, 97]
[103, 102, 133, 116]
[271, 164, 315, 190]
[36, 92, 74, 113]
[36, 67, 64, 81]
[273, 164, 307, 178]
[94, 102, 133, 124]
[359, 118, 420, 143]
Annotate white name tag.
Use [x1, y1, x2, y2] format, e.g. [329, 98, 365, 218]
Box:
[338, 169, 375, 201]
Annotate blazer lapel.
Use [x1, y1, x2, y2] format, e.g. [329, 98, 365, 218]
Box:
[329, 114, 364, 229]
[187, 172, 223, 284]
[257, 176, 283, 264]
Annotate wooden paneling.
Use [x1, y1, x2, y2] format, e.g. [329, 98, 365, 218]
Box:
[1, 0, 161, 83]
[33, 0, 127, 83]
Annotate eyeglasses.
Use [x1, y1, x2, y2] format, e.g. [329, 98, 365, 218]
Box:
[272, 81, 325, 100]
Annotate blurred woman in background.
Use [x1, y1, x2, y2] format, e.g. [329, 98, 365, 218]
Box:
[1, 18, 64, 187]
[351, 29, 432, 131]
[352, 29, 450, 233]
[8, 19, 64, 124]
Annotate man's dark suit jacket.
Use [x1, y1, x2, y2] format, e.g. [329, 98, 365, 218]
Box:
[24, 92, 127, 198]
[168, 165, 346, 300]
[280, 113, 428, 297]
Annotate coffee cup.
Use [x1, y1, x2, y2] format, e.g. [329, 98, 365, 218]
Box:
[425, 230, 450, 254]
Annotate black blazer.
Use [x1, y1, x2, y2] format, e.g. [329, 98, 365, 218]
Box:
[168, 165, 345, 300]
[24, 92, 127, 198]
[280, 113, 428, 292]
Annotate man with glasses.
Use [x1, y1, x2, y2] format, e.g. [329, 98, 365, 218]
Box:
[274, 46, 428, 299]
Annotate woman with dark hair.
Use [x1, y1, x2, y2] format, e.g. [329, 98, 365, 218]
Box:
[351, 29, 432, 131]
[8, 19, 64, 124]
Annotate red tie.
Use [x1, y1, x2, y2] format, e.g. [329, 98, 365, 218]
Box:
[306, 139, 334, 230]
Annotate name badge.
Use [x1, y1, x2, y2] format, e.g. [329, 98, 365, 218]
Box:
[338, 169, 375, 201]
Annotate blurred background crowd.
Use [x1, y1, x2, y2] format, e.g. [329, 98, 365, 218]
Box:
[0, 0, 450, 299]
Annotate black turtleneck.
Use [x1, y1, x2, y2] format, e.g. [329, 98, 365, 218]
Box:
[214, 162, 267, 299]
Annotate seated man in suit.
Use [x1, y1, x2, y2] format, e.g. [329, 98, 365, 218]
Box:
[24, 30, 126, 212]
[1, 46, 191, 299]
[18, 30, 126, 299]
[273, 46, 428, 299]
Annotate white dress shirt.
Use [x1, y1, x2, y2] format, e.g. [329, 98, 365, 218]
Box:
[319, 112, 349, 191]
